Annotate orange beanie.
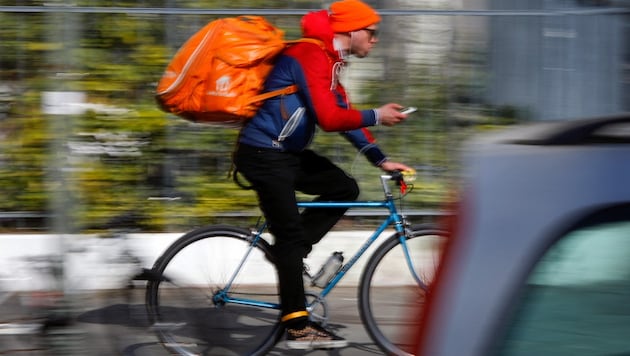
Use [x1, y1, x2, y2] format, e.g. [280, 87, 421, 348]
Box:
[329, 0, 381, 33]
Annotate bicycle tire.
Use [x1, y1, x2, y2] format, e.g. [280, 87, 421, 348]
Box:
[358, 223, 447, 356]
[145, 224, 283, 356]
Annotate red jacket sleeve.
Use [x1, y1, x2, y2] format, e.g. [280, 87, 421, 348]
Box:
[286, 43, 378, 132]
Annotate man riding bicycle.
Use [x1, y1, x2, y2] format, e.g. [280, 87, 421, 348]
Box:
[234, 0, 412, 349]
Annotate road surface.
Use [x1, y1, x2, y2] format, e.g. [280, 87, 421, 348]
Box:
[1, 286, 397, 355]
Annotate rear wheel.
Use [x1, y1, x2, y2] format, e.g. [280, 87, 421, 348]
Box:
[359, 224, 447, 356]
[145, 225, 282, 356]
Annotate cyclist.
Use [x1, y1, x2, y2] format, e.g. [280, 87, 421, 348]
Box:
[234, 0, 412, 349]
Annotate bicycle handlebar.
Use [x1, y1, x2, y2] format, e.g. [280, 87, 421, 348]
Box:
[384, 169, 416, 182]
[382, 169, 416, 195]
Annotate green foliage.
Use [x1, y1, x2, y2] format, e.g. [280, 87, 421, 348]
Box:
[0, 5, 518, 232]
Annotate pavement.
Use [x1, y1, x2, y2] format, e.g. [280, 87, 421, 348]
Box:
[1, 286, 391, 355]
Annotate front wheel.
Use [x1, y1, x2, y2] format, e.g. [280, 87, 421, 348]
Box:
[145, 225, 283, 356]
[359, 224, 447, 356]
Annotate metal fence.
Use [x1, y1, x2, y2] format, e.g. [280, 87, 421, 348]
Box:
[0, 3, 628, 231]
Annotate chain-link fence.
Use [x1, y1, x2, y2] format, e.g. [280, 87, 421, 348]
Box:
[0, 2, 628, 231]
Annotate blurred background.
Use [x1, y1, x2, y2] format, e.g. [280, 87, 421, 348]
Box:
[0, 0, 628, 233]
[0, 1, 628, 355]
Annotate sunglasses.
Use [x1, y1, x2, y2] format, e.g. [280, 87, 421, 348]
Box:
[361, 28, 379, 40]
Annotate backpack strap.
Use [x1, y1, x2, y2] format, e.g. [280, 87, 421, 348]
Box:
[286, 38, 326, 47]
[249, 84, 298, 103]
[246, 38, 326, 105]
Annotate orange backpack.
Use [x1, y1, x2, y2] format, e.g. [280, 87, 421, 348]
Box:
[156, 16, 314, 126]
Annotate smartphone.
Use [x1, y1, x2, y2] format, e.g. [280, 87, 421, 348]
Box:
[400, 107, 418, 115]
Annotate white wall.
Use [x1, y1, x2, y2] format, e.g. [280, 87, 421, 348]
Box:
[0, 230, 402, 291]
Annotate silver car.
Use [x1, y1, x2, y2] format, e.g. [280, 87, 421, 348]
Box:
[415, 114, 630, 356]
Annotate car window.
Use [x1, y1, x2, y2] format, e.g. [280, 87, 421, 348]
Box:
[493, 221, 630, 356]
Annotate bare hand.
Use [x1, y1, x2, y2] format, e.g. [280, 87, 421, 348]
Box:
[376, 103, 408, 126]
[379, 160, 413, 172]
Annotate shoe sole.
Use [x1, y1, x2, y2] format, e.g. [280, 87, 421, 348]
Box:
[285, 339, 349, 350]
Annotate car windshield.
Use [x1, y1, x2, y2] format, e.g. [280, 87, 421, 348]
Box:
[493, 220, 630, 356]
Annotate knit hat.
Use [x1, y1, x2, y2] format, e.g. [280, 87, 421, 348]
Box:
[329, 0, 381, 33]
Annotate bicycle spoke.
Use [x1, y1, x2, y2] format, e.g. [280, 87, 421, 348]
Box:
[146, 226, 282, 355]
[359, 227, 446, 356]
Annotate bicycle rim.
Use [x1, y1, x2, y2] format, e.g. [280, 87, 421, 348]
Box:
[145, 225, 282, 356]
[359, 225, 446, 356]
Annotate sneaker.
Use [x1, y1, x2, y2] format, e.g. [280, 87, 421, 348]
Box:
[285, 322, 348, 350]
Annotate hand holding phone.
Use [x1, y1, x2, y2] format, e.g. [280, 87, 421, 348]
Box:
[400, 107, 418, 115]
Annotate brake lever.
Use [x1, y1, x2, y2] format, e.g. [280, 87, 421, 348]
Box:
[394, 169, 417, 195]
[387, 170, 408, 194]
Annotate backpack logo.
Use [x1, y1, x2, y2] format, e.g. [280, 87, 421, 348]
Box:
[209, 75, 234, 97]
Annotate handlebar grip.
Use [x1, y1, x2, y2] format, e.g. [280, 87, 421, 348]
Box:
[382, 170, 415, 195]
[387, 170, 404, 180]
[387, 169, 416, 182]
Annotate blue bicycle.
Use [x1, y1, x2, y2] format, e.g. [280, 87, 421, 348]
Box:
[145, 171, 447, 356]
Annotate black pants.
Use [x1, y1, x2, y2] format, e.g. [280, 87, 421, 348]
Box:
[234, 144, 359, 323]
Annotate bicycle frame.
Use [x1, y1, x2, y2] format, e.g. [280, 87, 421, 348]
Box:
[218, 173, 420, 310]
